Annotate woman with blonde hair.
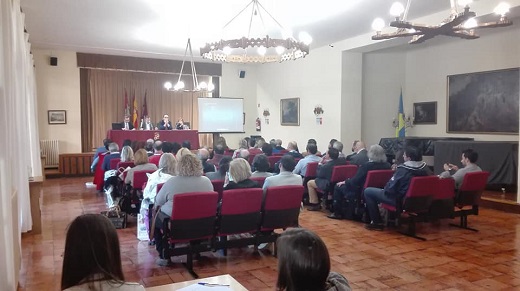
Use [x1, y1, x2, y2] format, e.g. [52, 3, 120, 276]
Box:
[224, 158, 260, 190]
[120, 145, 134, 162]
[176, 147, 193, 159]
[124, 149, 157, 186]
[153, 154, 213, 266]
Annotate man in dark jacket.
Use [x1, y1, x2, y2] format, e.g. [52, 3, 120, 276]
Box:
[364, 146, 431, 230]
[307, 148, 347, 211]
[328, 144, 391, 219]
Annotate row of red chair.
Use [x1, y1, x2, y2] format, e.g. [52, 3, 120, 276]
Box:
[159, 185, 305, 278]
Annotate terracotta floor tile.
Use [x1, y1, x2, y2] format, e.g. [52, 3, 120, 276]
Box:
[18, 177, 520, 290]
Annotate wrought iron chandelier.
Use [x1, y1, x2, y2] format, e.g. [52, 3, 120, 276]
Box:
[164, 38, 214, 92]
[371, 0, 513, 44]
[200, 0, 311, 63]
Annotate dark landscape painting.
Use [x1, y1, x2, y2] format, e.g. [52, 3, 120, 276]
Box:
[447, 68, 519, 134]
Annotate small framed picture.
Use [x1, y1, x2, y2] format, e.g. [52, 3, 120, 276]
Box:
[48, 110, 67, 124]
[280, 98, 300, 126]
[413, 102, 437, 124]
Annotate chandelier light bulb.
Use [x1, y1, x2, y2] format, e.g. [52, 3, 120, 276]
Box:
[223, 46, 232, 55]
[457, 0, 472, 7]
[463, 18, 478, 29]
[163, 81, 172, 90]
[298, 31, 312, 45]
[494, 2, 510, 16]
[275, 46, 285, 54]
[389, 2, 405, 17]
[372, 18, 385, 31]
[258, 46, 267, 55]
[198, 82, 208, 90]
[207, 82, 215, 91]
[174, 81, 185, 91]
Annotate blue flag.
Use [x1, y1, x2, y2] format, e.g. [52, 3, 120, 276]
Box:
[396, 90, 405, 138]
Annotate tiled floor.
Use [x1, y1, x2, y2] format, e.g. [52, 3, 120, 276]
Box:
[19, 177, 520, 290]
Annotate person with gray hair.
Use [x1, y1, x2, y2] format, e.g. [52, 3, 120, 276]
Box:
[333, 141, 345, 158]
[198, 148, 216, 173]
[273, 138, 285, 153]
[347, 140, 368, 166]
[120, 145, 134, 163]
[102, 143, 120, 171]
[327, 144, 391, 220]
[145, 139, 154, 156]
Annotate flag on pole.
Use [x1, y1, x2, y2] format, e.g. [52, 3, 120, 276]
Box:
[142, 90, 148, 118]
[396, 89, 405, 138]
[132, 91, 139, 129]
[124, 89, 130, 117]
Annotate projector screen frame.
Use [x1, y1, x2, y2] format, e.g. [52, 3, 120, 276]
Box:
[197, 97, 246, 133]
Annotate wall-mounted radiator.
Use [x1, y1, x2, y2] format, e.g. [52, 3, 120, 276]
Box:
[40, 140, 60, 168]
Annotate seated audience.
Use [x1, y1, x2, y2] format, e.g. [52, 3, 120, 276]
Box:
[154, 154, 213, 266]
[198, 148, 216, 173]
[61, 214, 145, 290]
[328, 145, 391, 220]
[209, 143, 226, 166]
[102, 143, 120, 171]
[224, 158, 260, 190]
[439, 148, 482, 188]
[302, 138, 322, 157]
[248, 137, 265, 155]
[238, 149, 250, 160]
[347, 140, 368, 166]
[307, 148, 347, 211]
[251, 154, 274, 178]
[261, 143, 274, 156]
[214, 136, 229, 151]
[145, 139, 154, 156]
[293, 143, 321, 176]
[364, 146, 431, 231]
[91, 139, 111, 172]
[181, 140, 191, 150]
[285, 141, 303, 159]
[122, 139, 132, 147]
[263, 156, 302, 191]
[120, 145, 134, 163]
[391, 149, 405, 170]
[233, 138, 249, 159]
[148, 141, 163, 166]
[272, 139, 285, 153]
[176, 147, 192, 159]
[206, 156, 232, 181]
[276, 228, 351, 291]
[141, 153, 177, 227]
[123, 149, 157, 187]
[321, 141, 346, 164]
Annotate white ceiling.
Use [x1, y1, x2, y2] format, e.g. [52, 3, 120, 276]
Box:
[19, 0, 516, 60]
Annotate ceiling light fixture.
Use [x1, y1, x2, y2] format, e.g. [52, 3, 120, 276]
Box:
[199, 0, 311, 63]
[371, 0, 513, 44]
[164, 38, 214, 92]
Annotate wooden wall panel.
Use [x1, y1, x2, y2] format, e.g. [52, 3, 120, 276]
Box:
[59, 153, 94, 176]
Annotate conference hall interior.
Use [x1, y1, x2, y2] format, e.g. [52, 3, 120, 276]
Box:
[2, 0, 520, 290]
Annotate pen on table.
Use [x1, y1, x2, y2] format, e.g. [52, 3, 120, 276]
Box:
[198, 282, 230, 287]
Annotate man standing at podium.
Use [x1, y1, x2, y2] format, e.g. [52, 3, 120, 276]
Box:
[122, 115, 134, 130]
[140, 115, 154, 130]
[157, 114, 172, 130]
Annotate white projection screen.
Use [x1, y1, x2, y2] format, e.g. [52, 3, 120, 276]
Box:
[198, 97, 244, 133]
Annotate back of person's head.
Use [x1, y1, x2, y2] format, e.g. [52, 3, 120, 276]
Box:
[328, 148, 339, 160]
[198, 148, 210, 161]
[276, 228, 330, 291]
[308, 138, 317, 145]
[134, 149, 149, 165]
[280, 155, 296, 172]
[252, 154, 270, 172]
[238, 138, 248, 149]
[177, 148, 193, 159]
[394, 150, 405, 165]
[103, 139, 112, 150]
[249, 138, 256, 148]
[306, 143, 318, 155]
[214, 144, 225, 155]
[462, 148, 478, 163]
[275, 139, 283, 146]
[218, 156, 232, 175]
[287, 141, 299, 152]
[215, 136, 227, 148]
[120, 146, 134, 162]
[182, 140, 191, 150]
[177, 154, 203, 177]
[262, 143, 273, 156]
[171, 142, 182, 155]
[239, 149, 250, 159]
[122, 139, 132, 147]
[328, 139, 337, 149]
[332, 141, 343, 153]
[108, 142, 119, 153]
[255, 138, 265, 148]
[229, 158, 252, 183]
[145, 139, 154, 152]
[61, 214, 124, 290]
[153, 140, 163, 152]
[161, 142, 173, 154]
[159, 153, 177, 175]
[404, 146, 422, 161]
[368, 145, 387, 163]
[270, 139, 276, 146]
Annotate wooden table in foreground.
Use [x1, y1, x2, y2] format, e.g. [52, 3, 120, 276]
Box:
[146, 274, 248, 290]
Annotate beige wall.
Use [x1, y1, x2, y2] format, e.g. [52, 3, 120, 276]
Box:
[34, 50, 82, 153]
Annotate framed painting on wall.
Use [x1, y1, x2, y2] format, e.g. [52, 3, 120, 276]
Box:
[413, 101, 437, 124]
[447, 68, 519, 134]
[280, 98, 300, 126]
[48, 110, 67, 124]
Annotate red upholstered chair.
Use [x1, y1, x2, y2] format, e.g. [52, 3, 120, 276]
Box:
[317, 165, 358, 206]
[267, 155, 282, 169]
[261, 185, 304, 238]
[117, 161, 135, 169]
[250, 176, 267, 188]
[302, 162, 319, 188]
[132, 170, 155, 191]
[248, 154, 257, 165]
[211, 180, 225, 200]
[148, 183, 165, 234]
[381, 176, 438, 240]
[109, 158, 121, 170]
[273, 152, 285, 156]
[93, 152, 107, 191]
[430, 178, 455, 220]
[278, 150, 289, 155]
[362, 170, 394, 203]
[451, 171, 490, 231]
[162, 191, 219, 278]
[217, 188, 263, 254]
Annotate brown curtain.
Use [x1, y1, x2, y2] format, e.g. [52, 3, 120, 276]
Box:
[82, 68, 214, 151]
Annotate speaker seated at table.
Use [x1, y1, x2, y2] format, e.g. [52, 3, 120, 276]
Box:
[157, 114, 173, 130]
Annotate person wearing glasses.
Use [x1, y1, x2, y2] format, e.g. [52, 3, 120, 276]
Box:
[157, 114, 172, 130]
